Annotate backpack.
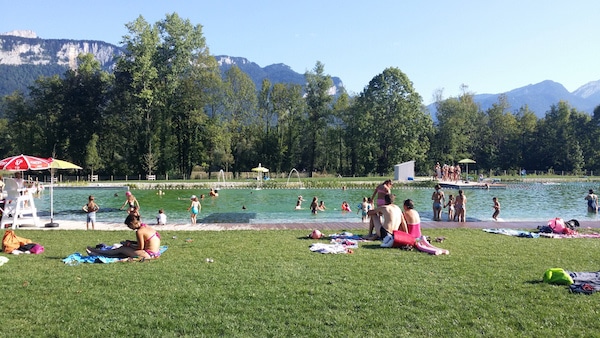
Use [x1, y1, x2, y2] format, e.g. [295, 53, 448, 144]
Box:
[564, 219, 580, 230]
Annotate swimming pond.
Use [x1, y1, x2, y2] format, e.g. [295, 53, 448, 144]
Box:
[28, 182, 600, 224]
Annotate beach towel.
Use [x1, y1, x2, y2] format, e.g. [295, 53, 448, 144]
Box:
[482, 228, 540, 238]
[63, 246, 168, 264]
[309, 243, 352, 254]
[328, 232, 364, 240]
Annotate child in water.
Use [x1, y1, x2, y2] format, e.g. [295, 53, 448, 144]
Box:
[357, 197, 371, 222]
[341, 201, 352, 212]
[444, 194, 455, 221]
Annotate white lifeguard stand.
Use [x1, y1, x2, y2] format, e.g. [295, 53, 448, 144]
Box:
[0, 178, 42, 229]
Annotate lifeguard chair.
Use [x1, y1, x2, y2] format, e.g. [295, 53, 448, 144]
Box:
[0, 178, 42, 229]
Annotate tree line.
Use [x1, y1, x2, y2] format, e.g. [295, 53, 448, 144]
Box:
[1, 13, 599, 178]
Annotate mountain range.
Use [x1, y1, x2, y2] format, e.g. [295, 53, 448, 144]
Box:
[1, 30, 599, 118]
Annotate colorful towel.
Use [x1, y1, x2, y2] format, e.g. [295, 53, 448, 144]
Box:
[63, 246, 168, 264]
[483, 228, 540, 238]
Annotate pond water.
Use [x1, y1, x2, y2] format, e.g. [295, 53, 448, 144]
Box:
[29, 182, 600, 224]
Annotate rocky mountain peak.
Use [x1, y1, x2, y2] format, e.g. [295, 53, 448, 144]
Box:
[2, 30, 38, 38]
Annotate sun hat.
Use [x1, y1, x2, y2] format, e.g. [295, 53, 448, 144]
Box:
[191, 195, 197, 200]
[125, 191, 132, 196]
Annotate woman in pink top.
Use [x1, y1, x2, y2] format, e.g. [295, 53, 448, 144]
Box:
[403, 199, 422, 238]
[371, 179, 392, 207]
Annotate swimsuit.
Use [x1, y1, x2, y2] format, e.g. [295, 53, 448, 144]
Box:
[144, 249, 161, 258]
[140, 224, 161, 257]
[588, 199, 597, 210]
[191, 206, 199, 214]
[407, 223, 422, 238]
[433, 202, 442, 209]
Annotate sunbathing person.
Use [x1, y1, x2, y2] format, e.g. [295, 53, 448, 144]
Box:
[87, 214, 161, 259]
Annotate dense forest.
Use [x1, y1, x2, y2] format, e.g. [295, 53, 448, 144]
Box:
[1, 13, 599, 178]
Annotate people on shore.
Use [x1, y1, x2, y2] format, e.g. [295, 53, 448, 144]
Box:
[585, 189, 598, 213]
[188, 195, 201, 224]
[367, 194, 405, 240]
[156, 209, 167, 225]
[455, 189, 467, 222]
[86, 214, 161, 259]
[371, 179, 393, 207]
[403, 199, 421, 238]
[492, 197, 500, 221]
[431, 184, 445, 221]
[83, 195, 100, 230]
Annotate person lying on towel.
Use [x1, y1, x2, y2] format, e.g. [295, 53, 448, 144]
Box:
[87, 214, 162, 259]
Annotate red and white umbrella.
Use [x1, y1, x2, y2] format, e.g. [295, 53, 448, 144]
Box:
[0, 154, 51, 171]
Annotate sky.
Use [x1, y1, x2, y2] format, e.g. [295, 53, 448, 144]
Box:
[1, 0, 599, 104]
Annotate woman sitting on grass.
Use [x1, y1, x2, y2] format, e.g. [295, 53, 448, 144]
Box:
[87, 214, 161, 259]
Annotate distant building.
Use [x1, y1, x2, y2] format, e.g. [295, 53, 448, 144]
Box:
[394, 161, 415, 181]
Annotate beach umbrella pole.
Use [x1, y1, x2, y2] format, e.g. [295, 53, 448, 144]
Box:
[45, 170, 59, 227]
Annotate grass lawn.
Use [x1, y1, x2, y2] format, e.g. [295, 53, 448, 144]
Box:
[1, 228, 599, 337]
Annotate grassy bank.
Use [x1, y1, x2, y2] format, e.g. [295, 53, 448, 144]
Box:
[1, 228, 599, 337]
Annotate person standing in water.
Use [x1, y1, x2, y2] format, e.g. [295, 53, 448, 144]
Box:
[310, 197, 319, 214]
[431, 184, 445, 221]
[455, 190, 467, 222]
[371, 179, 393, 207]
[585, 189, 598, 213]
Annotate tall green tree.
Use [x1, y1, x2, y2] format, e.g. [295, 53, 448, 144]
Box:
[304, 61, 333, 176]
[356, 67, 433, 175]
[270, 83, 305, 172]
[223, 66, 258, 173]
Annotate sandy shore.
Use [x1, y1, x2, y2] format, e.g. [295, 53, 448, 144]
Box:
[8, 218, 600, 232]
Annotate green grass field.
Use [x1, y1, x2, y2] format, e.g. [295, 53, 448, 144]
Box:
[1, 228, 599, 337]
